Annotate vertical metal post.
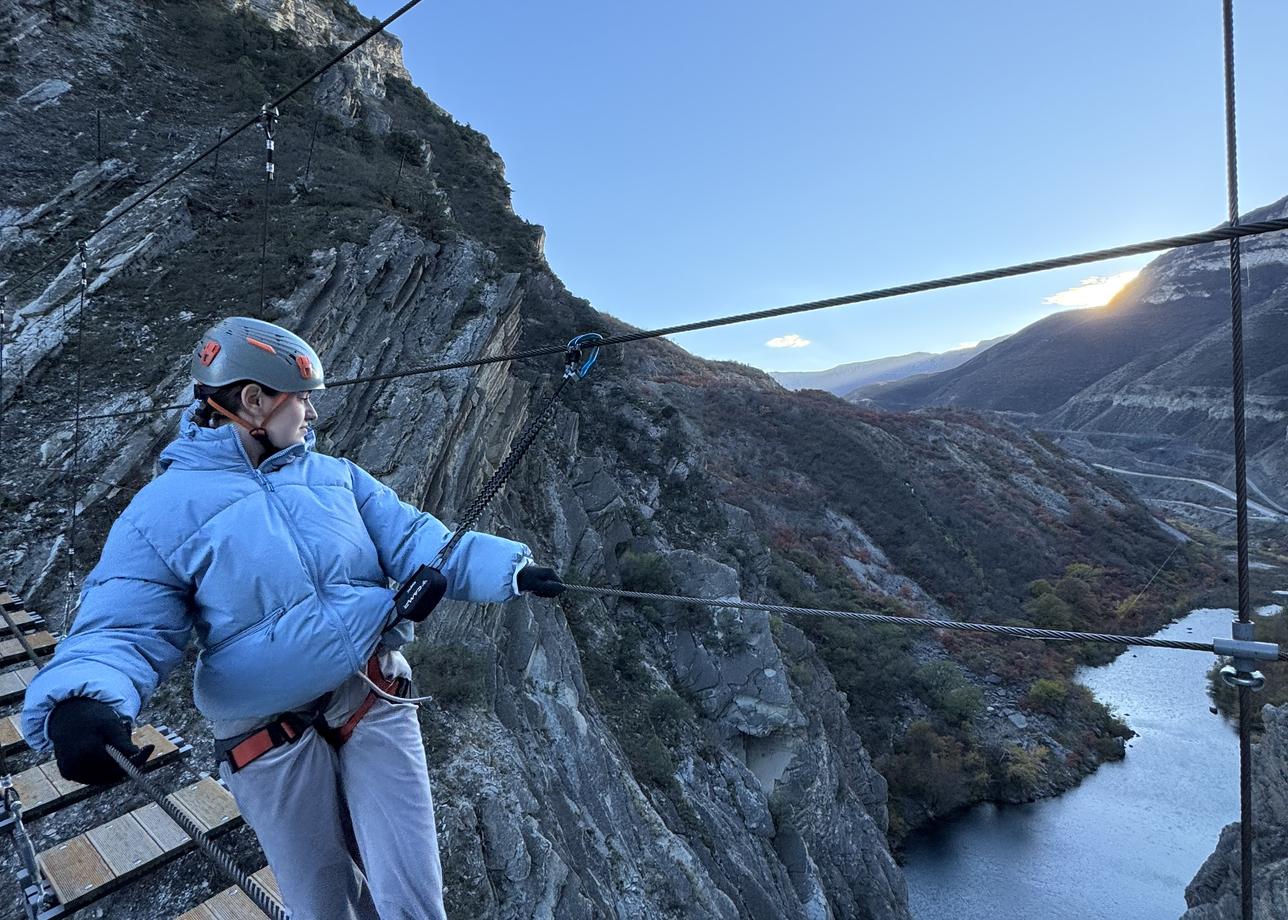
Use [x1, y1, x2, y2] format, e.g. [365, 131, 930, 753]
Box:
[259, 105, 278, 312]
[1219, 2, 1255, 918]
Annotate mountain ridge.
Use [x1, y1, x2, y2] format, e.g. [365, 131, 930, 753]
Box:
[771, 336, 1006, 397]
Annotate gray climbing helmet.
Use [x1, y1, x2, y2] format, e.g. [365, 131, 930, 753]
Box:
[191, 317, 325, 392]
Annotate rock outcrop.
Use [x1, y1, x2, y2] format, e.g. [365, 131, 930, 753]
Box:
[1182, 703, 1288, 920]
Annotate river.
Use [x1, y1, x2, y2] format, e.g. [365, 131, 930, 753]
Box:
[902, 608, 1244, 920]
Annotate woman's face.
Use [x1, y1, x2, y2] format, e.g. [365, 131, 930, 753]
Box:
[239, 384, 319, 448]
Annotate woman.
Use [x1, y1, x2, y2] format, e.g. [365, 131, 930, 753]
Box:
[21, 316, 564, 920]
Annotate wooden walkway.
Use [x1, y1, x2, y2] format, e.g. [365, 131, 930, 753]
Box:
[175, 867, 279, 920]
[0, 580, 281, 919]
[29, 777, 243, 917]
[0, 724, 189, 829]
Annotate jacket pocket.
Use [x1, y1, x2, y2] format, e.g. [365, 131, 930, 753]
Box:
[206, 606, 287, 654]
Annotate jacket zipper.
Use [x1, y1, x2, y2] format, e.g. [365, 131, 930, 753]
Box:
[239, 446, 362, 672]
[208, 606, 286, 653]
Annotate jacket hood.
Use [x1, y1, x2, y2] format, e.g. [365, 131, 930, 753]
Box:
[157, 400, 317, 475]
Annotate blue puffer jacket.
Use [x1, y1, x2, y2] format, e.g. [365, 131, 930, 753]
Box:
[21, 402, 532, 752]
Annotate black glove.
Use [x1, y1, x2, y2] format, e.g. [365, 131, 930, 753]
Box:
[517, 564, 565, 598]
[46, 697, 154, 786]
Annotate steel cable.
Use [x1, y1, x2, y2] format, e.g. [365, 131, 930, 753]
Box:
[105, 748, 290, 920]
[45, 212, 1288, 430]
[563, 584, 1288, 660]
[1220, 3, 1256, 918]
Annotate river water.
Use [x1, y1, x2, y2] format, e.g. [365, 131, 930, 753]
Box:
[902, 608, 1242, 920]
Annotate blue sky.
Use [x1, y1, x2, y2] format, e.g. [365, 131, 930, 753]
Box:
[357, 1, 1288, 372]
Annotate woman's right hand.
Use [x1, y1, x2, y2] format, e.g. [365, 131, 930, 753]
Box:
[46, 697, 154, 785]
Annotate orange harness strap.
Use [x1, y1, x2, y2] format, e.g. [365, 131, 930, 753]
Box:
[320, 655, 403, 747]
[221, 655, 403, 773]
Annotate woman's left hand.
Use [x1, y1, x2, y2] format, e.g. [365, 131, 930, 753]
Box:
[517, 565, 565, 597]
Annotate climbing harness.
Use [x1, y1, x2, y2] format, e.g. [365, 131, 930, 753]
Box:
[216, 654, 410, 773]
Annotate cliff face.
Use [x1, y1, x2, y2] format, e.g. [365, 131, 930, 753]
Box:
[1182, 703, 1288, 920]
[0, 1, 1204, 917]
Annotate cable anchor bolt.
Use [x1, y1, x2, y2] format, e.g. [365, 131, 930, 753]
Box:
[1215, 620, 1276, 690]
[564, 332, 603, 379]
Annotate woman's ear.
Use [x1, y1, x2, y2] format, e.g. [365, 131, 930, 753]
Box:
[239, 383, 264, 418]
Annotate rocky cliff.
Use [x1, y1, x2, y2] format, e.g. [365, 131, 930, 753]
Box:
[1182, 702, 1288, 920]
[0, 1, 1215, 917]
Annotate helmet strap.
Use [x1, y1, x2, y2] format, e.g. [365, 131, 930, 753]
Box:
[205, 393, 292, 451]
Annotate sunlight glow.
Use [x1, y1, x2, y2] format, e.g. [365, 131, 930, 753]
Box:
[1043, 270, 1142, 309]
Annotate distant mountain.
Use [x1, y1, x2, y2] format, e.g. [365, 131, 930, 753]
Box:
[771, 337, 1006, 395]
[856, 195, 1288, 510]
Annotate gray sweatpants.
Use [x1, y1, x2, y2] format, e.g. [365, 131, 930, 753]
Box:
[219, 698, 446, 920]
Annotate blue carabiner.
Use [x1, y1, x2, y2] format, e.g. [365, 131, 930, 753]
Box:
[565, 332, 604, 379]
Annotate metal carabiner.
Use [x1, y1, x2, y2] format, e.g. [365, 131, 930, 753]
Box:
[564, 332, 604, 379]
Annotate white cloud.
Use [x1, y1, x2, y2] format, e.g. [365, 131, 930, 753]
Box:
[766, 333, 812, 349]
[947, 340, 979, 351]
[1043, 270, 1141, 309]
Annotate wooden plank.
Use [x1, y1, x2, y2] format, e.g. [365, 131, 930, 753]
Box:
[174, 868, 277, 920]
[0, 713, 23, 752]
[36, 781, 245, 915]
[38, 835, 113, 907]
[134, 802, 190, 852]
[0, 669, 28, 701]
[0, 607, 36, 627]
[169, 777, 239, 833]
[0, 630, 55, 666]
[11, 765, 59, 811]
[174, 907, 220, 920]
[86, 813, 164, 876]
[134, 723, 179, 758]
[1, 721, 184, 824]
[202, 887, 270, 920]
[39, 761, 84, 798]
[250, 867, 280, 900]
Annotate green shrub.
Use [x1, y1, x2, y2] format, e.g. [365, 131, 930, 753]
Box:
[620, 551, 674, 594]
[404, 641, 488, 708]
[998, 745, 1046, 798]
[1025, 678, 1069, 715]
[913, 661, 982, 725]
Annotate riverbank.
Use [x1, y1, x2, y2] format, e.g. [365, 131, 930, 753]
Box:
[902, 608, 1241, 920]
